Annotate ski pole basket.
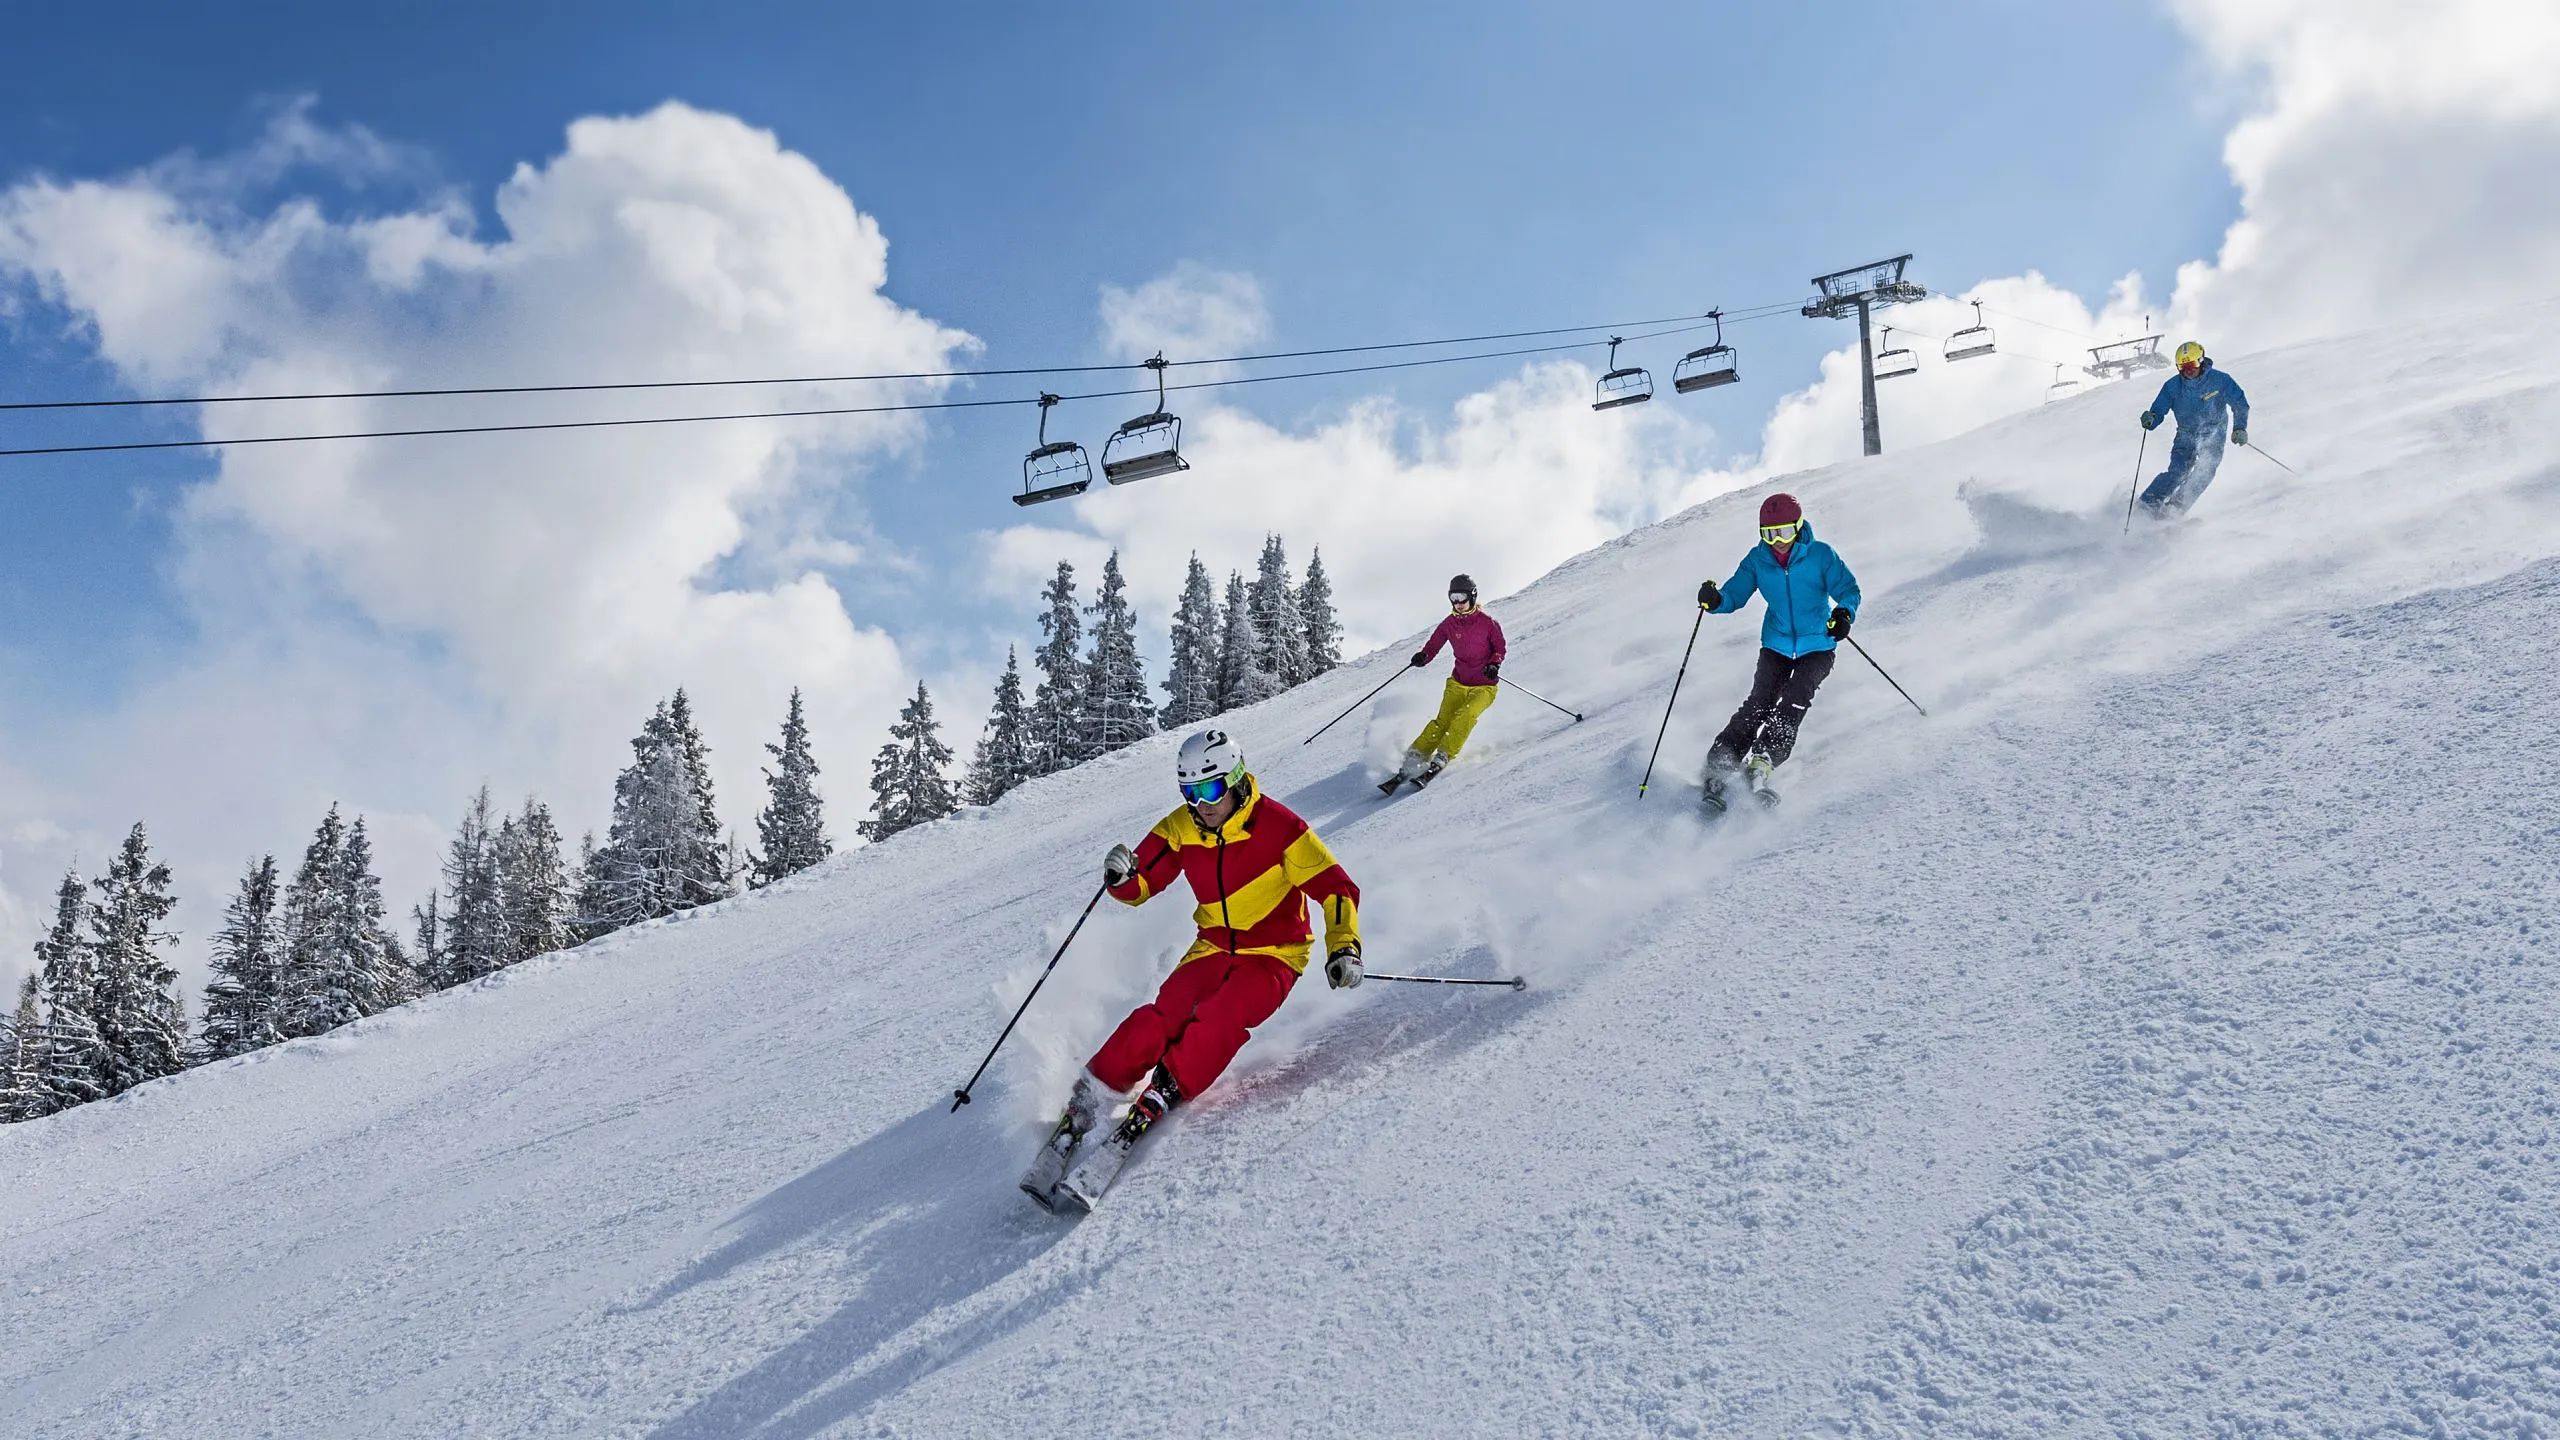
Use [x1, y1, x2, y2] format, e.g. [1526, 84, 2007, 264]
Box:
[1099, 354, 1190, 485]
[1671, 309, 1740, 393]
[1591, 336, 1654, 411]
[1016, 393, 1093, 507]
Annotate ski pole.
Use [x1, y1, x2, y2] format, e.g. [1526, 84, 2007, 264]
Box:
[1498, 674, 1583, 722]
[1844, 635, 1927, 717]
[2246, 443, 2297, 475]
[2121, 430, 2150, 535]
[1636, 608, 1706, 798]
[950, 879, 1110, 1113]
[1365, 971, 1528, 991]
[1303, 664, 1410, 746]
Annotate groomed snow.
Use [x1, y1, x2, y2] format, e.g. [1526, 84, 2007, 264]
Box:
[7, 303, 2560, 1438]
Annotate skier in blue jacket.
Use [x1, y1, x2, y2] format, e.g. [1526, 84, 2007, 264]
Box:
[2137, 341, 2252, 516]
[1693, 492, 1861, 808]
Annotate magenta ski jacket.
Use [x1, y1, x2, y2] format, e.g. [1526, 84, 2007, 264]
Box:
[1419, 610, 1506, 687]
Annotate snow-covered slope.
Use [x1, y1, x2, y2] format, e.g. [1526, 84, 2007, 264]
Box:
[8, 305, 2560, 1439]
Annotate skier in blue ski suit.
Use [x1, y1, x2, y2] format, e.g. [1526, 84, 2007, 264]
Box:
[2137, 341, 2251, 516]
[1693, 492, 1860, 802]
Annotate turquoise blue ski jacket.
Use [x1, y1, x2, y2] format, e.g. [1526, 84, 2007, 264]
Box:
[1711, 522, 1862, 659]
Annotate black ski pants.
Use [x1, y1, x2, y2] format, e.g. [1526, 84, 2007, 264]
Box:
[1710, 647, 1835, 769]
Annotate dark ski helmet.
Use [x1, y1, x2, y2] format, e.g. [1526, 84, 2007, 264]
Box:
[1757, 493, 1803, 528]
[1448, 574, 1478, 600]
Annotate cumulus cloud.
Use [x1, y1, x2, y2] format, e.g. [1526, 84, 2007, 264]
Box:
[0, 102, 972, 984]
[2166, 0, 2560, 348]
[1097, 263, 1271, 365]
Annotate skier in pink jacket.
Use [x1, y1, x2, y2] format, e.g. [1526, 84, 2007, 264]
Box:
[1385, 574, 1506, 791]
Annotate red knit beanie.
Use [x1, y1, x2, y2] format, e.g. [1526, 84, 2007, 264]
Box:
[1758, 492, 1803, 527]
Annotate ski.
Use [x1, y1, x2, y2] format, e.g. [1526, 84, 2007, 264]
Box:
[1377, 775, 1405, 796]
[1019, 1116, 1083, 1211]
[1055, 1091, 1170, 1212]
[1410, 761, 1446, 789]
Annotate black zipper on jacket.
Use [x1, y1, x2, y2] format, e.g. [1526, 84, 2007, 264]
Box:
[1214, 825, 1233, 948]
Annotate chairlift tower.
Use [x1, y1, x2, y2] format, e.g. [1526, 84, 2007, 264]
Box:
[1802, 255, 1927, 456]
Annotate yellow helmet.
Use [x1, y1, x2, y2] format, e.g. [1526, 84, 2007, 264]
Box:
[2174, 340, 2206, 370]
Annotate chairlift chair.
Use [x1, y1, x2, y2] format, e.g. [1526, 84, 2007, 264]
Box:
[1591, 336, 1654, 410]
[1100, 354, 1190, 485]
[1874, 327, 1918, 381]
[1015, 393, 1092, 507]
[1944, 302, 1996, 362]
[2044, 363, 2083, 402]
[1671, 309, 1741, 393]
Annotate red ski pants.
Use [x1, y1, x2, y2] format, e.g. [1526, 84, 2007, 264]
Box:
[1087, 949, 1300, 1098]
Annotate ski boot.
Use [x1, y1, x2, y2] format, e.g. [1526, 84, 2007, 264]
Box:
[1056, 1066, 1180, 1212]
[1744, 754, 1781, 809]
[1701, 749, 1744, 815]
[1381, 747, 1437, 795]
[1409, 749, 1451, 789]
[1022, 1072, 1118, 1209]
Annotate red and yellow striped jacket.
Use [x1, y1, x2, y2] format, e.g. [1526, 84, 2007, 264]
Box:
[1108, 777, 1360, 973]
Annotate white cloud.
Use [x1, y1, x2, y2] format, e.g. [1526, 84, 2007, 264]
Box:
[1097, 263, 1270, 365]
[2166, 0, 2560, 348]
[0, 102, 973, 987]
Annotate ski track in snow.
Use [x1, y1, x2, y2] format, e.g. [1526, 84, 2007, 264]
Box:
[6, 305, 2560, 1438]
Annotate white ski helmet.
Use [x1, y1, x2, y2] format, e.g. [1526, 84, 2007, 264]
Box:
[1175, 728, 1246, 797]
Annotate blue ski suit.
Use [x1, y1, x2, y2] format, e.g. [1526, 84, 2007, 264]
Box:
[2140, 362, 2251, 513]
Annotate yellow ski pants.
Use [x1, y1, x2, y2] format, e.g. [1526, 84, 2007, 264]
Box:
[1409, 677, 1498, 760]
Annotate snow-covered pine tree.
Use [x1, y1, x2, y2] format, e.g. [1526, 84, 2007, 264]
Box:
[753, 688, 830, 885]
[498, 799, 570, 962]
[1026, 561, 1086, 776]
[571, 831, 608, 943]
[1160, 552, 1220, 728]
[590, 697, 729, 930]
[277, 807, 352, 1037]
[2, 974, 46, 1122]
[85, 822, 184, 1096]
[1249, 535, 1313, 688]
[411, 891, 444, 988]
[860, 681, 958, 842]
[1082, 550, 1157, 755]
[964, 646, 1035, 806]
[332, 816, 399, 1014]
[1301, 545, 1343, 675]
[1215, 570, 1281, 710]
[667, 689, 724, 873]
[34, 869, 103, 1112]
[439, 788, 508, 986]
[198, 855, 285, 1063]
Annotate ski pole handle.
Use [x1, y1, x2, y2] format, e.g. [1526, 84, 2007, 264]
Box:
[1498, 675, 1582, 722]
[1303, 664, 1409, 746]
[950, 879, 1110, 1113]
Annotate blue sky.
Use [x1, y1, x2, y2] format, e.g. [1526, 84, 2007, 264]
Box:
[1, 2, 2230, 704]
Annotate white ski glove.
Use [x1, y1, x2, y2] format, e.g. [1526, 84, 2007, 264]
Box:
[1325, 946, 1364, 990]
[1104, 843, 1137, 887]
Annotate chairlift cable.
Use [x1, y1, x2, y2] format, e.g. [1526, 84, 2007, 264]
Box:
[0, 321, 1728, 459]
[0, 306, 1796, 415]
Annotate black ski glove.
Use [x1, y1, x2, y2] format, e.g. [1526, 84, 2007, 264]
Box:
[1697, 580, 1722, 610]
[1409, 650, 1430, 667]
[1483, 660, 1501, 682]
[1827, 606, 1854, 640]
[2140, 411, 2162, 431]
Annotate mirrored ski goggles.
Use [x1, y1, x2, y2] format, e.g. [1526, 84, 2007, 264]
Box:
[1180, 772, 1238, 807]
[1448, 594, 1476, 609]
[1759, 521, 1802, 546]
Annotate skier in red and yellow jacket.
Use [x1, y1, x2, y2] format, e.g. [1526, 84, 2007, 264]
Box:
[1027, 728, 1362, 1209]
